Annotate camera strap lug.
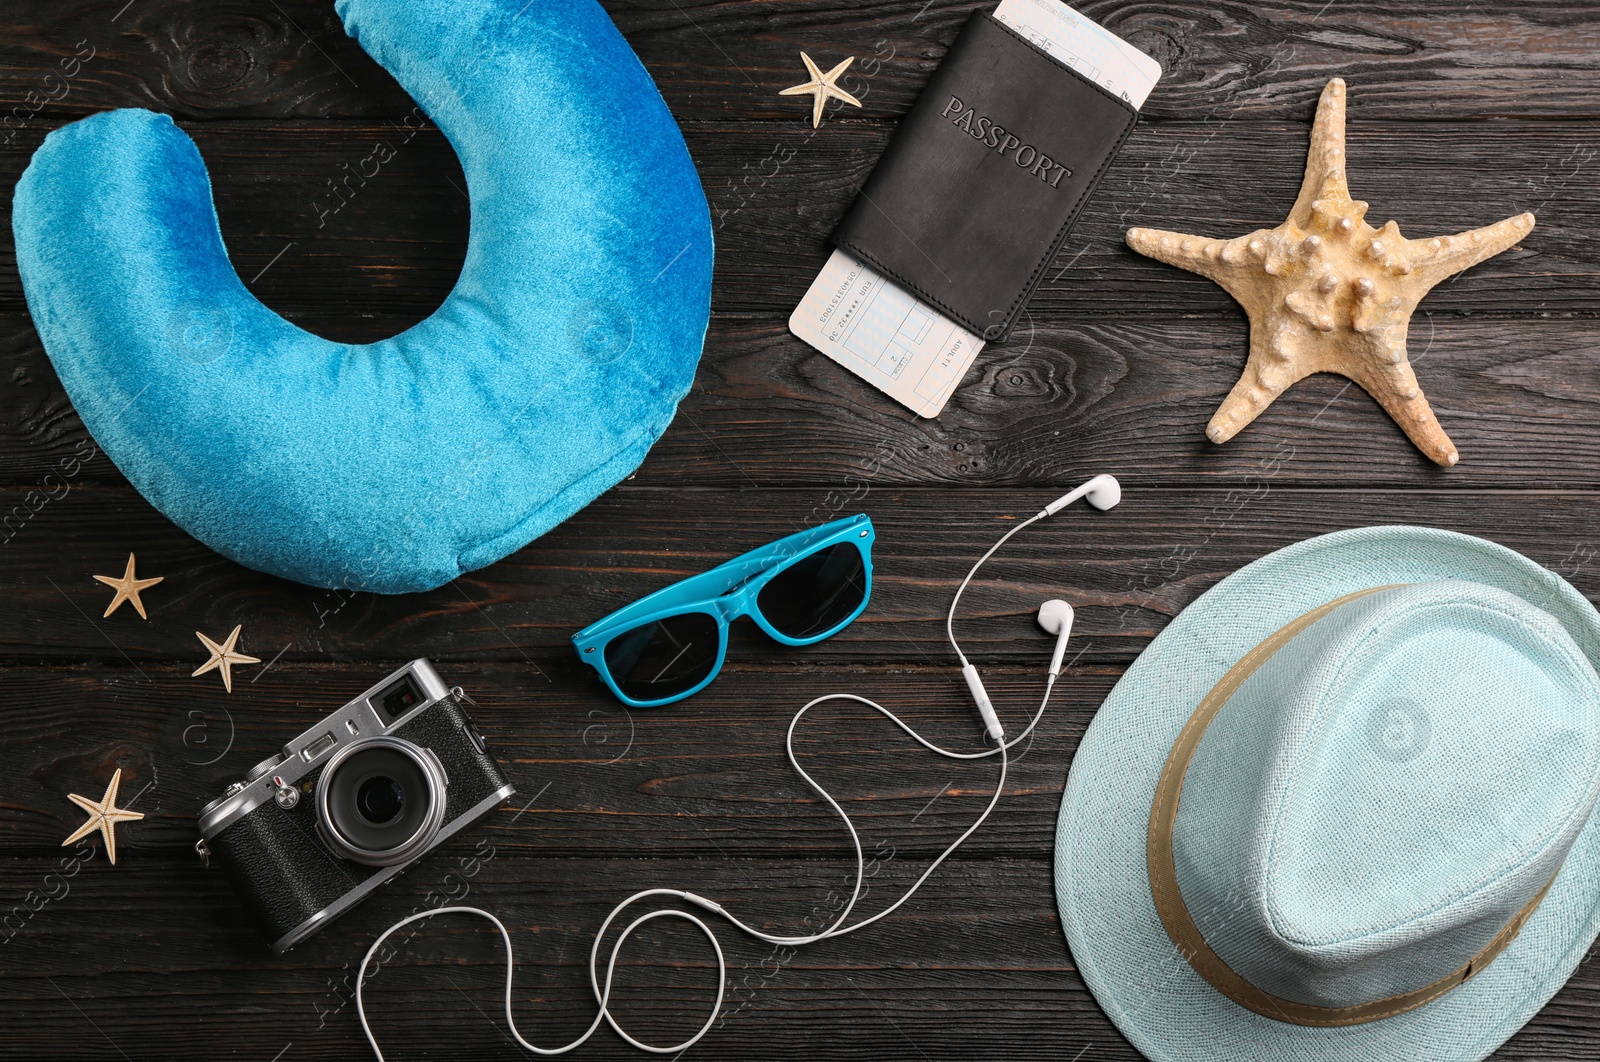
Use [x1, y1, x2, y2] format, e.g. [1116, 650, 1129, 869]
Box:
[195, 838, 211, 867]
[451, 686, 477, 706]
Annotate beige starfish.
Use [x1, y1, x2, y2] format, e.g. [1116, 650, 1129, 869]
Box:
[192, 624, 259, 693]
[92, 552, 163, 619]
[63, 767, 144, 865]
[1125, 78, 1535, 467]
[779, 52, 862, 129]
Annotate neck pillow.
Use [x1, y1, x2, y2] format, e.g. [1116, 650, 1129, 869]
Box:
[12, 0, 711, 593]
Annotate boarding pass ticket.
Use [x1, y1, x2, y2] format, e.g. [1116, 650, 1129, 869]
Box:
[790, 0, 1160, 418]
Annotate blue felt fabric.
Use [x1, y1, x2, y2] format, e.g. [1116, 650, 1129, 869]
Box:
[11, 0, 712, 593]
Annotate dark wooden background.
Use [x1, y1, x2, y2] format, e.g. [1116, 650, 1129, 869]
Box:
[2, 0, 1599, 1058]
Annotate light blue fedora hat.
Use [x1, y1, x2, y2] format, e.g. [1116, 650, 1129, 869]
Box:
[1057, 526, 1600, 1061]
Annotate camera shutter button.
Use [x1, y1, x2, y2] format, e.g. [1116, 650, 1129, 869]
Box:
[272, 776, 300, 809]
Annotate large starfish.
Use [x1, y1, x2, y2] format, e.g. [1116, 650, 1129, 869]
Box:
[1126, 78, 1534, 466]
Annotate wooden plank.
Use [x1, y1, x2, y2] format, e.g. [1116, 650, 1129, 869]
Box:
[0, 854, 1596, 1059]
[0, 660, 1111, 857]
[611, 0, 1600, 124]
[0, 486, 1596, 666]
[638, 316, 1600, 491]
[2, 0, 1600, 123]
[3, 313, 1600, 488]
[0, 853, 1123, 1060]
[0, 120, 1586, 317]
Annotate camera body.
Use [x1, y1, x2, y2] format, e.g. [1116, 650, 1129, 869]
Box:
[198, 659, 514, 952]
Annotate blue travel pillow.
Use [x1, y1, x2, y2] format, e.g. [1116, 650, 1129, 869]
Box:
[12, 0, 711, 593]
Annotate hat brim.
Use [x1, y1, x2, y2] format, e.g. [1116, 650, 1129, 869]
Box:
[1056, 526, 1600, 1062]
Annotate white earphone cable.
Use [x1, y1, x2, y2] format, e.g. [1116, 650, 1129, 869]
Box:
[358, 501, 1080, 1058]
[945, 510, 1048, 670]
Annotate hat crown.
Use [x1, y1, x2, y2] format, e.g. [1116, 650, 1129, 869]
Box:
[1173, 580, 1600, 1010]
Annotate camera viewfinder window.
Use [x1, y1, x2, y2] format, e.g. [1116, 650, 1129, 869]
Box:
[373, 675, 425, 723]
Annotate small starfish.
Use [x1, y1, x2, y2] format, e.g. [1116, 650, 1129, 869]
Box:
[1125, 78, 1535, 466]
[779, 52, 862, 129]
[192, 624, 259, 693]
[63, 767, 144, 865]
[93, 552, 163, 619]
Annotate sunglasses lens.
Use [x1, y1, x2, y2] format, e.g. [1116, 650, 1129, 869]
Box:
[603, 611, 721, 702]
[757, 542, 868, 640]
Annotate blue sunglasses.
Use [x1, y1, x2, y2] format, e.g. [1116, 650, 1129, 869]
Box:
[573, 515, 874, 707]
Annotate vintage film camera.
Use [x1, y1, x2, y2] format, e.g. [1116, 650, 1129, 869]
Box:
[197, 660, 514, 951]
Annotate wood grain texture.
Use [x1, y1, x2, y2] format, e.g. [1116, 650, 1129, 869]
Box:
[4, 0, 1600, 1059]
[0, 853, 1118, 1061]
[2, 0, 1600, 123]
[0, 661, 1106, 857]
[6, 314, 1600, 491]
[3, 771, 1599, 1062]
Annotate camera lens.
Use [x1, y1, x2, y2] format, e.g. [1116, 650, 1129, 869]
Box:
[316, 737, 447, 867]
[357, 776, 405, 823]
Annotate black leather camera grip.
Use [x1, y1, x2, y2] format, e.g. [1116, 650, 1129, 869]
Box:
[210, 794, 368, 946]
[831, 12, 1138, 342]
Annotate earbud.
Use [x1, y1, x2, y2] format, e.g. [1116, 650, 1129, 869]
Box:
[1042, 474, 1121, 517]
[1082, 473, 1121, 510]
[1037, 599, 1075, 678]
[955, 473, 1120, 745]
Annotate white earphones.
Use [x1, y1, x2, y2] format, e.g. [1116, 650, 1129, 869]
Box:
[357, 476, 1123, 1059]
[950, 473, 1119, 743]
[1043, 472, 1121, 515]
[1038, 599, 1075, 678]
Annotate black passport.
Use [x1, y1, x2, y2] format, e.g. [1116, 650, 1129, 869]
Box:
[831, 12, 1139, 342]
